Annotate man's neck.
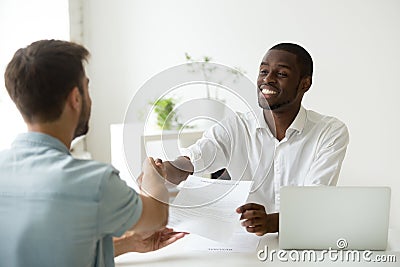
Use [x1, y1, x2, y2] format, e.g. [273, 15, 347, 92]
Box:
[264, 106, 300, 141]
[27, 122, 74, 149]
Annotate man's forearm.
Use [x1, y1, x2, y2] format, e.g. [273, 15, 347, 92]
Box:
[140, 158, 169, 204]
[140, 173, 169, 204]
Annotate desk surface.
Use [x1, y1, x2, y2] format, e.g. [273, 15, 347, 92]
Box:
[115, 229, 400, 267]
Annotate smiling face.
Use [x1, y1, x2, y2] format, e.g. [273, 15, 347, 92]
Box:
[257, 49, 310, 112]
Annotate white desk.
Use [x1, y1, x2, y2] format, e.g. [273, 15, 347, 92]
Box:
[115, 230, 399, 266]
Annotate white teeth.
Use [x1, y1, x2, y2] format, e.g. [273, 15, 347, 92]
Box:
[262, 88, 277, 95]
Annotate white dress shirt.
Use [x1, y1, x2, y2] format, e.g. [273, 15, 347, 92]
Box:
[182, 106, 349, 213]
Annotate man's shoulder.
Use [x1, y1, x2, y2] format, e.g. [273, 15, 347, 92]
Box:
[306, 109, 347, 127]
[305, 109, 349, 136]
[50, 158, 125, 202]
[68, 158, 120, 181]
[219, 111, 259, 128]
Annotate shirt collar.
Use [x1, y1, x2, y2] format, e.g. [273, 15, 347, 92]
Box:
[255, 109, 274, 137]
[255, 106, 307, 136]
[12, 132, 70, 154]
[287, 105, 307, 135]
[255, 109, 268, 129]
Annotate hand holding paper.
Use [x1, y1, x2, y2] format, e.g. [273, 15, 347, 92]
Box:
[167, 175, 261, 252]
[168, 175, 252, 242]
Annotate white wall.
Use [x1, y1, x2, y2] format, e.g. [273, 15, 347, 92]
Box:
[0, 0, 69, 149]
[81, 0, 400, 228]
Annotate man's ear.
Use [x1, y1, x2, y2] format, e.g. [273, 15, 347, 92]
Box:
[67, 87, 82, 111]
[299, 76, 312, 94]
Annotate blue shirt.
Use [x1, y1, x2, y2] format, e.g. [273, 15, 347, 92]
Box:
[0, 132, 142, 267]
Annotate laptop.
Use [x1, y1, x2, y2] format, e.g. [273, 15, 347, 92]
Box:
[279, 186, 391, 250]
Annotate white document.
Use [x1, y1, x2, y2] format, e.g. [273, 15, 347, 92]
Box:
[168, 175, 253, 243]
[181, 221, 261, 253]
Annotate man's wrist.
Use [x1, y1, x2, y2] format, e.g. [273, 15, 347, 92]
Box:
[114, 236, 134, 257]
[266, 213, 279, 233]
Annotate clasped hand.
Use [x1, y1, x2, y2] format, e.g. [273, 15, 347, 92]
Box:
[236, 203, 279, 236]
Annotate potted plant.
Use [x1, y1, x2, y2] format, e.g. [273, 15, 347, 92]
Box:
[151, 97, 182, 131]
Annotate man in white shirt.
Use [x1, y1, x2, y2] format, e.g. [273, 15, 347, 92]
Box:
[160, 43, 349, 236]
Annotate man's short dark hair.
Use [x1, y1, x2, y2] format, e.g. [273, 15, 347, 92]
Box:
[4, 39, 90, 123]
[270, 43, 313, 78]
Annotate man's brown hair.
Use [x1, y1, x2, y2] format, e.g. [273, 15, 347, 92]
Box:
[4, 39, 90, 123]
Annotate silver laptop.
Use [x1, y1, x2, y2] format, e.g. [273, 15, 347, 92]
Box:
[279, 186, 391, 250]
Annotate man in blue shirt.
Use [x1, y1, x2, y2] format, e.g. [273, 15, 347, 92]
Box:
[0, 40, 185, 266]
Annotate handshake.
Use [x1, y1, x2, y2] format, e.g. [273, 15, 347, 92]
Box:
[138, 156, 194, 189]
[114, 156, 192, 257]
